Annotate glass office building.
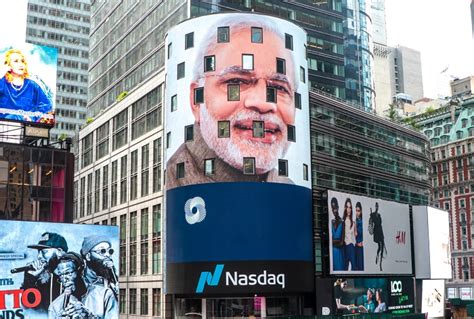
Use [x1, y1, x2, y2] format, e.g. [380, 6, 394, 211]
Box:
[190, 0, 375, 112]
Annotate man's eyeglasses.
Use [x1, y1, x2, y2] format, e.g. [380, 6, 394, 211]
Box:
[57, 269, 75, 279]
[92, 248, 114, 256]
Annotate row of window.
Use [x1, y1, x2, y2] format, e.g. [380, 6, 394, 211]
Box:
[175, 158, 309, 180]
[174, 122, 296, 142]
[75, 138, 162, 218]
[181, 28, 293, 49]
[118, 287, 161, 316]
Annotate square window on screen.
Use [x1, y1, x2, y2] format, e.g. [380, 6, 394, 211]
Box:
[194, 87, 204, 104]
[285, 33, 293, 50]
[253, 121, 264, 138]
[218, 121, 230, 138]
[204, 55, 215, 72]
[278, 159, 288, 176]
[217, 27, 229, 43]
[227, 84, 240, 101]
[177, 62, 185, 79]
[185, 32, 194, 49]
[171, 95, 177, 112]
[276, 58, 286, 74]
[185, 125, 194, 142]
[242, 54, 254, 70]
[204, 158, 215, 176]
[243, 157, 255, 175]
[266, 87, 276, 103]
[251, 27, 263, 43]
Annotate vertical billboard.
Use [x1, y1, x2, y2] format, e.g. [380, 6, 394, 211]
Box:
[0, 43, 56, 126]
[0, 220, 119, 318]
[412, 206, 451, 279]
[421, 280, 445, 318]
[327, 190, 412, 274]
[164, 13, 312, 294]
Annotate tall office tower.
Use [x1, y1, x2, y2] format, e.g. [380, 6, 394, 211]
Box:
[25, 0, 91, 142]
[471, 0, 474, 38]
[371, 0, 387, 45]
[413, 96, 474, 300]
[191, 0, 375, 112]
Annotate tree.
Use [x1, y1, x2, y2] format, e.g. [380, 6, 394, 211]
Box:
[384, 103, 402, 123]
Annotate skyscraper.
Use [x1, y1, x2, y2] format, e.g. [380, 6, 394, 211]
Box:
[25, 0, 91, 142]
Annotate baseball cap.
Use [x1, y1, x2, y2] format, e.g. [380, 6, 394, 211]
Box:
[28, 232, 68, 252]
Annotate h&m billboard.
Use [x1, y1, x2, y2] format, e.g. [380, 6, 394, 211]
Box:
[0, 43, 57, 126]
[164, 13, 313, 295]
[328, 190, 412, 275]
[0, 220, 119, 318]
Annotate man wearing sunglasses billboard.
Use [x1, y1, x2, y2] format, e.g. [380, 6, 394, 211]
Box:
[80, 235, 118, 299]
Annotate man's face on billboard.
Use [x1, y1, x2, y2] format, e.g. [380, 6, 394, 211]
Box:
[193, 27, 296, 174]
[55, 261, 78, 293]
[38, 247, 60, 263]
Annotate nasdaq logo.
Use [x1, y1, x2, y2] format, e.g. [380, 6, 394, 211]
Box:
[184, 196, 206, 224]
[196, 264, 224, 293]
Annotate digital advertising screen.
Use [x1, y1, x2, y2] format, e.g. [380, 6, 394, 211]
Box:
[164, 13, 311, 189]
[421, 280, 445, 318]
[164, 13, 313, 296]
[413, 206, 451, 279]
[330, 277, 414, 315]
[0, 43, 57, 126]
[0, 220, 119, 318]
[327, 190, 412, 275]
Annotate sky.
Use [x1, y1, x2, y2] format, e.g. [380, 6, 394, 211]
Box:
[385, 0, 474, 99]
[1, 0, 472, 100]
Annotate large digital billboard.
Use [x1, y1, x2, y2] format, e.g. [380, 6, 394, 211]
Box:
[166, 182, 313, 294]
[327, 190, 412, 275]
[0, 220, 119, 318]
[421, 280, 445, 318]
[329, 277, 414, 315]
[413, 206, 451, 279]
[164, 13, 310, 189]
[0, 43, 57, 126]
[164, 13, 313, 295]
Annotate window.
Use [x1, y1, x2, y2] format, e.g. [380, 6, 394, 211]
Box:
[177, 62, 185, 79]
[217, 26, 229, 43]
[171, 94, 177, 112]
[129, 243, 137, 275]
[130, 211, 137, 242]
[444, 202, 450, 210]
[253, 121, 264, 138]
[86, 174, 92, 215]
[251, 27, 263, 43]
[140, 289, 148, 315]
[141, 145, 149, 197]
[129, 289, 137, 314]
[176, 162, 185, 179]
[457, 145, 462, 155]
[288, 125, 296, 142]
[94, 170, 100, 213]
[113, 109, 128, 151]
[152, 289, 161, 316]
[243, 157, 255, 175]
[242, 54, 254, 70]
[185, 125, 194, 142]
[303, 164, 309, 181]
[300, 66, 306, 83]
[278, 159, 288, 176]
[462, 118, 468, 128]
[120, 155, 127, 204]
[276, 58, 286, 74]
[204, 158, 215, 176]
[96, 122, 109, 160]
[119, 289, 126, 314]
[152, 240, 161, 274]
[111, 161, 118, 207]
[228, 84, 240, 101]
[166, 132, 171, 148]
[459, 171, 464, 182]
[167, 43, 172, 59]
[153, 138, 162, 193]
[285, 33, 293, 50]
[152, 204, 161, 238]
[185, 32, 194, 49]
[204, 55, 215, 72]
[102, 165, 109, 210]
[295, 92, 301, 109]
[131, 87, 162, 140]
[194, 87, 204, 104]
[218, 121, 230, 138]
[141, 241, 148, 275]
[460, 199, 466, 208]
[82, 133, 92, 168]
[267, 87, 276, 102]
[130, 150, 138, 201]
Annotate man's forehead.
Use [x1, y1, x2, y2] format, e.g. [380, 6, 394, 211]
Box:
[57, 261, 75, 271]
[93, 241, 111, 249]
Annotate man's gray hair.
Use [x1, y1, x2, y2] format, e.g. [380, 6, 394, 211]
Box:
[192, 13, 290, 83]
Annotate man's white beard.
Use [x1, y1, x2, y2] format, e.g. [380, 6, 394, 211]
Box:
[199, 104, 290, 174]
